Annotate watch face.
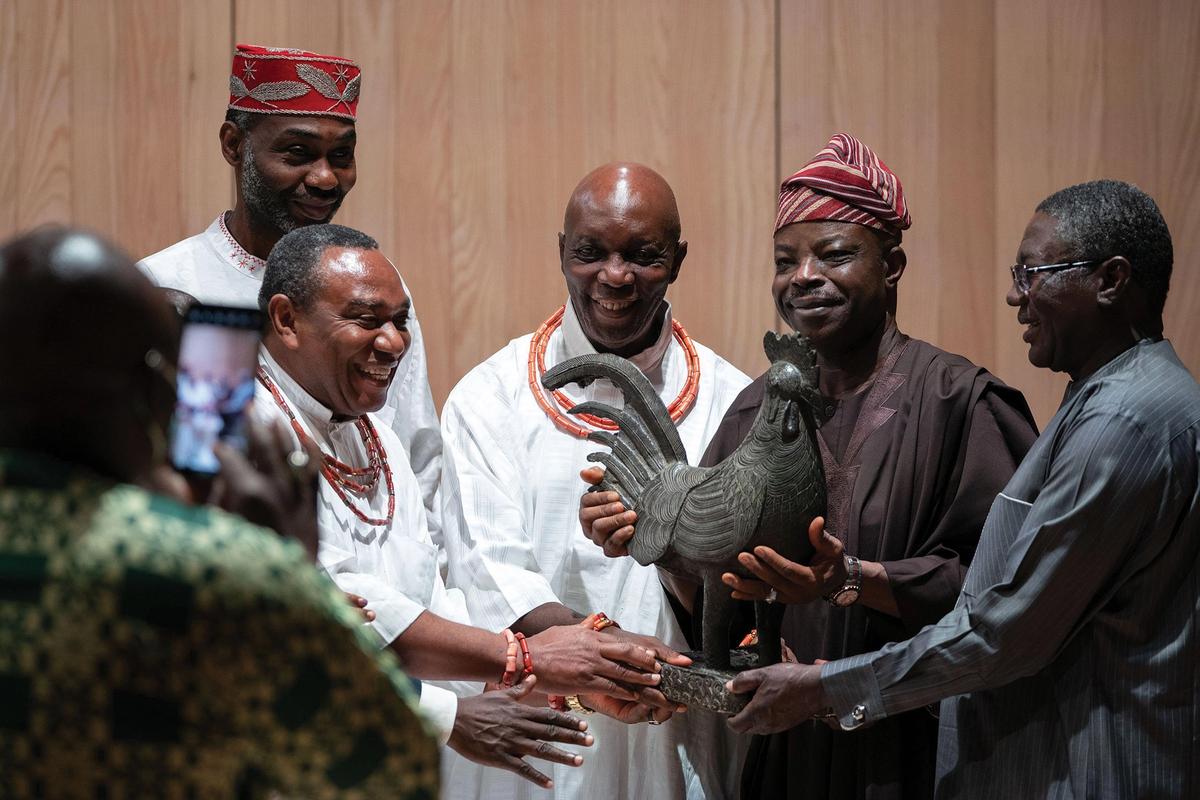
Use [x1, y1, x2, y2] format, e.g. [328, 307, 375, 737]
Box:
[834, 588, 860, 607]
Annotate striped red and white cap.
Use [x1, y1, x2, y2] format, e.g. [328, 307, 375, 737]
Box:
[775, 133, 911, 235]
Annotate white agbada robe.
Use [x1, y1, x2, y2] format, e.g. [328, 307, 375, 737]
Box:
[253, 348, 468, 743]
[138, 213, 444, 546]
[440, 301, 752, 800]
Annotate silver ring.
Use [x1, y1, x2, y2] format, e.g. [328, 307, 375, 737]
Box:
[287, 450, 310, 470]
[765, 588, 778, 605]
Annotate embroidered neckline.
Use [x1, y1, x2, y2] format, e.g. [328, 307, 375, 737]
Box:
[217, 212, 268, 279]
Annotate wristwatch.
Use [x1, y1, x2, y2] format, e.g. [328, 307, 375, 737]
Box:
[825, 555, 862, 607]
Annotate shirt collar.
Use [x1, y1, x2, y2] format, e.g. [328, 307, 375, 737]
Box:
[1063, 338, 1157, 402]
[205, 212, 268, 280]
[557, 299, 675, 385]
[259, 347, 347, 431]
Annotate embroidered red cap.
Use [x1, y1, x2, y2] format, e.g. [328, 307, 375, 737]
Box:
[228, 44, 361, 121]
[775, 133, 911, 235]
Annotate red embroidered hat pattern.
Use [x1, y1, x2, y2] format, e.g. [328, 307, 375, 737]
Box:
[228, 43, 361, 121]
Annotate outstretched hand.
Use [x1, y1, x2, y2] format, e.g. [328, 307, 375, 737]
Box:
[450, 676, 593, 789]
[528, 624, 674, 707]
[725, 662, 828, 735]
[598, 627, 691, 712]
[579, 692, 681, 725]
[578, 467, 637, 558]
[721, 517, 846, 605]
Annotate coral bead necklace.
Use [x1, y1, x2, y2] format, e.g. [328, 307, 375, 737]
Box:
[257, 367, 395, 527]
[526, 305, 701, 439]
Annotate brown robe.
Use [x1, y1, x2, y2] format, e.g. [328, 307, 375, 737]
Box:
[695, 331, 1038, 800]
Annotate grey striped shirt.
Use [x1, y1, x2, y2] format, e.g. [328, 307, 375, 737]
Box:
[822, 339, 1200, 799]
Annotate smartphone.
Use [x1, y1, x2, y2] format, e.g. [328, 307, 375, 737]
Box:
[169, 304, 265, 476]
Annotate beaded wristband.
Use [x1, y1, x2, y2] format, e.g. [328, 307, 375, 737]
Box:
[584, 612, 619, 632]
[514, 632, 533, 679]
[499, 628, 519, 687]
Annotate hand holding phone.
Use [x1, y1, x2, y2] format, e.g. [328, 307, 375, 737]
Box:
[169, 304, 264, 476]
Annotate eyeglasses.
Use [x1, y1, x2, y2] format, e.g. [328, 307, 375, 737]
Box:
[1009, 260, 1101, 294]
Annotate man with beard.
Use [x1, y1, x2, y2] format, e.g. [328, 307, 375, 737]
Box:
[580, 136, 1039, 799]
[723, 180, 1200, 799]
[439, 163, 752, 799]
[139, 44, 442, 540]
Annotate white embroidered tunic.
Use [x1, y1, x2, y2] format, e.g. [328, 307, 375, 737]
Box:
[439, 301, 752, 800]
[253, 349, 465, 743]
[138, 214, 444, 543]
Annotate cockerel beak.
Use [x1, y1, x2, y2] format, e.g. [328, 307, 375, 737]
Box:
[782, 399, 800, 443]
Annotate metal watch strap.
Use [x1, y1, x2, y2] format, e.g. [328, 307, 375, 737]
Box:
[825, 555, 862, 606]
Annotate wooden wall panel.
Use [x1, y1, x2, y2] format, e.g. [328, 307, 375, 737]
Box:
[4, 0, 230, 261]
[0, 0, 17, 236]
[1, 0, 1196, 417]
[336, 0, 455, 397]
[446, 0, 776, 397]
[69, 0, 119, 237]
[70, 0, 226, 258]
[1151, 1, 1200, 389]
[14, 0, 72, 230]
[180, 1, 236, 236]
[234, 1, 342, 56]
[779, 0, 998, 377]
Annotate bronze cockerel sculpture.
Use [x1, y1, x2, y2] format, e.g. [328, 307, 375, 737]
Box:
[542, 331, 827, 673]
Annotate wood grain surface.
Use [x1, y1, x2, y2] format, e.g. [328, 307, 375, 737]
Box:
[2, 0, 1196, 424]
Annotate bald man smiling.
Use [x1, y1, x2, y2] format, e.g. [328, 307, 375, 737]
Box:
[439, 164, 752, 799]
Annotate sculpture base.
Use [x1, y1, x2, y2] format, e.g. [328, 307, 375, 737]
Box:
[658, 649, 760, 715]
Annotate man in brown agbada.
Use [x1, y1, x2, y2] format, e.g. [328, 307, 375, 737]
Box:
[582, 134, 1038, 798]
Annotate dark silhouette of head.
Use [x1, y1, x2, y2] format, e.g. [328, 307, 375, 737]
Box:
[0, 227, 179, 483]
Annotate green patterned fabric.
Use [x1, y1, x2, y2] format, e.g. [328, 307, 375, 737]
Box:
[0, 450, 439, 799]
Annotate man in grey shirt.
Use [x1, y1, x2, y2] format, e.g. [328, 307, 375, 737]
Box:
[726, 180, 1200, 800]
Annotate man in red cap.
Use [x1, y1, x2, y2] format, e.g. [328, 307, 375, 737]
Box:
[580, 134, 1039, 798]
[137, 44, 443, 552]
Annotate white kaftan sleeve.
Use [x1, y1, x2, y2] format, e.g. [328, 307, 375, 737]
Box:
[417, 682, 458, 745]
[439, 378, 560, 631]
[320, 520, 469, 647]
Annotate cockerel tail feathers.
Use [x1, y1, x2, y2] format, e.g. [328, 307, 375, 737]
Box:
[569, 400, 669, 476]
[541, 353, 688, 463]
[541, 352, 695, 567]
[587, 430, 655, 488]
[585, 452, 640, 506]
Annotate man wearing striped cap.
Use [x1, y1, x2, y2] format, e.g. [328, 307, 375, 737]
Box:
[582, 134, 1038, 798]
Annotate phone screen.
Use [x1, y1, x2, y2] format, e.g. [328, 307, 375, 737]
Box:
[169, 304, 265, 475]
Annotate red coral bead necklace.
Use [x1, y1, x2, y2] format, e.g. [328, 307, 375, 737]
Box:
[257, 367, 395, 527]
[526, 305, 701, 439]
